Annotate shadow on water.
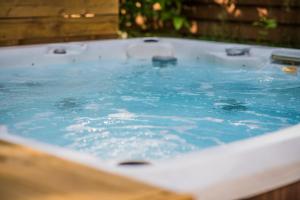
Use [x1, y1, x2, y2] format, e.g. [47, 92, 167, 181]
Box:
[23, 81, 43, 87]
[0, 83, 6, 91]
[0, 82, 44, 93]
[270, 86, 300, 96]
[55, 97, 82, 111]
[216, 98, 248, 112]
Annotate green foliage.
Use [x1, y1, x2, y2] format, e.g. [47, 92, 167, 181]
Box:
[253, 17, 277, 30]
[253, 16, 277, 42]
[118, 1, 298, 48]
[119, 0, 189, 34]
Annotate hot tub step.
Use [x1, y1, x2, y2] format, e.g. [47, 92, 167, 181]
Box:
[152, 55, 177, 67]
[271, 50, 300, 64]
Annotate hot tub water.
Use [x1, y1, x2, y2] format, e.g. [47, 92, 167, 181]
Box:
[0, 59, 299, 161]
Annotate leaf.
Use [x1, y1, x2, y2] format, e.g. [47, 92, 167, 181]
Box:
[183, 19, 190, 29]
[253, 21, 260, 27]
[161, 12, 172, 20]
[265, 19, 277, 29]
[258, 30, 268, 36]
[173, 16, 184, 30]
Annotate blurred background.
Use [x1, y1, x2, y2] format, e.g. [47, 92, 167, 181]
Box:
[119, 0, 300, 48]
[0, 0, 299, 48]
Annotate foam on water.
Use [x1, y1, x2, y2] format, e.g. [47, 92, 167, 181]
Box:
[0, 59, 300, 161]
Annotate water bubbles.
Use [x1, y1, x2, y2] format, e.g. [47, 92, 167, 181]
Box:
[1, 59, 300, 161]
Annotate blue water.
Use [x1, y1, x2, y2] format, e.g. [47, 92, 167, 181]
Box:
[0, 59, 300, 161]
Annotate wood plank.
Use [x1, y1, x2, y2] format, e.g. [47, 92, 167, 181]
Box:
[244, 181, 300, 200]
[0, 0, 118, 18]
[230, 0, 300, 7]
[0, 0, 119, 46]
[184, 0, 300, 7]
[0, 140, 192, 200]
[183, 4, 300, 25]
[182, 0, 300, 47]
[188, 21, 300, 46]
[0, 34, 119, 46]
[0, 15, 118, 41]
[0, 0, 118, 8]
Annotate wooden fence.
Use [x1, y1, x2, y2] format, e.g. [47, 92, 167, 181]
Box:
[0, 0, 118, 46]
[183, 0, 300, 47]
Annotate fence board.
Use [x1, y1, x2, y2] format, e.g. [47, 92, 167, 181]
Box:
[0, 0, 118, 18]
[183, 4, 300, 25]
[184, 0, 300, 7]
[0, 16, 117, 40]
[183, 0, 300, 47]
[0, 0, 118, 46]
[0, 0, 118, 8]
[186, 21, 300, 47]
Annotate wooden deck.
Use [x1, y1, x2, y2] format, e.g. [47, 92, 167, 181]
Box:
[0, 140, 192, 200]
[245, 181, 300, 200]
[1, 138, 299, 200]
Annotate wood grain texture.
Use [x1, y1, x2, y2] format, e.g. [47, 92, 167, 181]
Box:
[183, 4, 300, 25]
[0, 0, 118, 18]
[0, 0, 119, 46]
[183, 0, 300, 47]
[0, 16, 118, 40]
[190, 21, 300, 44]
[0, 140, 192, 200]
[243, 181, 300, 200]
[184, 0, 300, 7]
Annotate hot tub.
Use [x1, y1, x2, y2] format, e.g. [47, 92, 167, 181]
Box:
[0, 38, 300, 200]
